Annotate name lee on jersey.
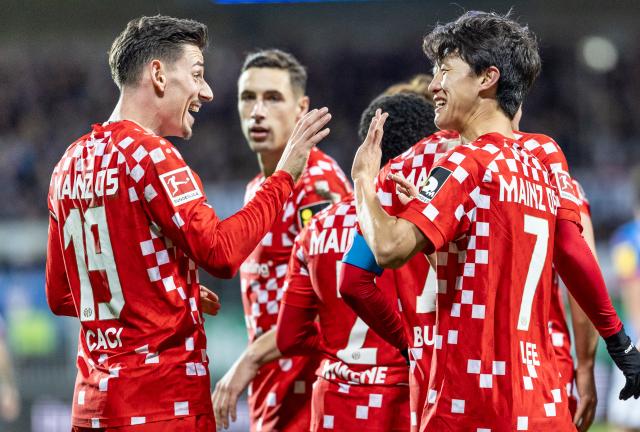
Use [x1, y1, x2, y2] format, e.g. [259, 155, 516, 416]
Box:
[54, 168, 119, 200]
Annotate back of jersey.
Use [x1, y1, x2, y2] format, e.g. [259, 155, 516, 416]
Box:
[397, 133, 574, 430]
[290, 197, 408, 386]
[46, 120, 212, 428]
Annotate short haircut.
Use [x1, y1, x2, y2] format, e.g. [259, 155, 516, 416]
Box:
[241, 49, 307, 95]
[422, 10, 541, 119]
[384, 74, 435, 105]
[109, 15, 208, 88]
[358, 93, 437, 167]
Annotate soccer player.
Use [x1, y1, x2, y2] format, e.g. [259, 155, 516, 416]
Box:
[276, 92, 437, 432]
[349, 10, 640, 430]
[45, 16, 332, 431]
[212, 49, 351, 432]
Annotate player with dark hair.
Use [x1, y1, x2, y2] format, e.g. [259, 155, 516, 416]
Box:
[275, 92, 436, 432]
[347, 10, 640, 430]
[211, 49, 351, 432]
[45, 16, 331, 432]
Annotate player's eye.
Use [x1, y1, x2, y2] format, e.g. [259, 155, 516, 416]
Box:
[264, 93, 283, 102]
[240, 93, 255, 101]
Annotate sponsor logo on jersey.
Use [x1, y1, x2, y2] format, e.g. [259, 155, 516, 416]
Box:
[418, 167, 451, 203]
[297, 200, 331, 228]
[554, 170, 581, 205]
[159, 167, 203, 206]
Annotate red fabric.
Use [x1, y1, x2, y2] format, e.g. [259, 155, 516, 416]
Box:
[398, 133, 575, 430]
[310, 377, 410, 432]
[71, 413, 215, 432]
[276, 302, 323, 356]
[553, 219, 623, 338]
[45, 120, 293, 428]
[339, 263, 409, 351]
[240, 148, 352, 432]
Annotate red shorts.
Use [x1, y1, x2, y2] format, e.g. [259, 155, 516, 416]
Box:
[310, 377, 410, 432]
[71, 414, 215, 432]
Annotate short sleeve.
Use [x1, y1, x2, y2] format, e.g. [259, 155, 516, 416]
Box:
[397, 148, 478, 252]
[282, 229, 318, 310]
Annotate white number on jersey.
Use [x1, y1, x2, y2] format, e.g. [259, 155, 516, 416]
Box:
[64, 206, 125, 321]
[517, 215, 549, 331]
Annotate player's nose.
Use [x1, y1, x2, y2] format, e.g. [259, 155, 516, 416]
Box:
[200, 80, 214, 102]
[251, 99, 267, 119]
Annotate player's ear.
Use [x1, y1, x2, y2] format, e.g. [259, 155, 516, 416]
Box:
[150, 59, 167, 94]
[296, 95, 310, 122]
[479, 66, 500, 93]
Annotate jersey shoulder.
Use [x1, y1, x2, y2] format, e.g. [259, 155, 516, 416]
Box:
[307, 196, 357, 233]
[385, 129, 461, 171]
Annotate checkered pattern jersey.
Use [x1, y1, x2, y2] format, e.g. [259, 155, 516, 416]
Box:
[397, 132, 575, 430]
[373, 129, 585, 431]
[374, 129, 460, 431]
[241, 147, 352, 432]
[284, 195, 410, 431]
[548, 179, 591, 398]
[46, 121, 220, 428]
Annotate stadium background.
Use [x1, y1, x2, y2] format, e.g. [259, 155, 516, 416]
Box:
[1, 0, 639, 430]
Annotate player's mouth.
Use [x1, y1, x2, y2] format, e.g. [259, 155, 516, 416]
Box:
[186, 102, 201, 125]
[434, 97, 446, 113]
[249, 125, 270, 142]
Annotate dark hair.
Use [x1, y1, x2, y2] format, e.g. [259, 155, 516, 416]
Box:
[422, 10, 541, 119]
[109, 15, 208, 88]
[241, 49, 307, 95]
[358, 93, 437, 167]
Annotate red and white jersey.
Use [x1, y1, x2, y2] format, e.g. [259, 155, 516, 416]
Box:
[46, 120, 221, 428]
[548, 179, 591, 397]
[241, 147, 352, 431]
[285, 195, 409, 387]
[374, 130, 459, 429]
[398, 132, 573, 430]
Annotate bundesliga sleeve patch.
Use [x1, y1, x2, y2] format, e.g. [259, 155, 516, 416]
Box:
[418, 166, 452, 203]
[298, 200, 332, 228]
[554, 171, 581, 205]
[159, 167, 203, 206]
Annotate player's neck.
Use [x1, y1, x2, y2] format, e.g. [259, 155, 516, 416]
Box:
[459, 105, 515, 144]
[257, 151, 283, 178]
[108, 91, 160, 136]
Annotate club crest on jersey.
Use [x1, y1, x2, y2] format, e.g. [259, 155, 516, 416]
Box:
[418, 167, 452, 203]
[298, 200, 331, 228]
[159, 167, 202, 206]
[554, 170, 581, 205]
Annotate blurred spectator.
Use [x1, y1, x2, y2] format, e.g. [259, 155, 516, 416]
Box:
[0, 315, 20, 423]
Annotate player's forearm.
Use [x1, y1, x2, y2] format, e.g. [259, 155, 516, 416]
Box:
[568, 293, 598, 370]
[339, 263, 409, 350]
[353, 178, 420, 268]
[45, 220, 78, 317]
[245, 328, 282, 367]
[199, 171, 294, 278]
[276, 304, 323, 356]
[554, 219, 622, 338]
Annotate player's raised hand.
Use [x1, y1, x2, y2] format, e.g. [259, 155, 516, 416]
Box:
[605, 327, 640, 399]
[200, 285, 221, 316]
[388, 172, 419, 206]
[212, 355, 259, 430]
[276, 107, 332, 182]
[351, 109, 388, 182]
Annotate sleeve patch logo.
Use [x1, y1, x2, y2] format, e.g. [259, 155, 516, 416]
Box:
[159, 167, 203, 206]
[298, 200, 332, 228]
[554, 171, 581, 205]
[418, 166, 452, 203]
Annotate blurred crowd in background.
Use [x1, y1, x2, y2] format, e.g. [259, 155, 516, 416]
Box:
[1, 0, 639, 430]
